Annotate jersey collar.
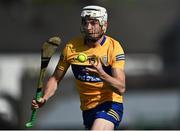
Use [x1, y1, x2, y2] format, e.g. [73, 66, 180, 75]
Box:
[100, 35, 106, 46]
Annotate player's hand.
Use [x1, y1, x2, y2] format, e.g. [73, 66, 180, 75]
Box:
[31, 97, 46, 109]
[85, 57, 105, 76]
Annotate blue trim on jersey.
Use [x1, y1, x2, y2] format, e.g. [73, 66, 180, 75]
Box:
[71, 64, 112, 82]
[100, 36, 106, 46]
[83, 101, 123, 129]
[71, 64, 102, 82]
[116, 54, 125, 61]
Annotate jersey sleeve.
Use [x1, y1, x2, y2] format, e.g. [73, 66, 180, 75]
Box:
[111, 42, 125, 70]
[57, 45, 70, 71]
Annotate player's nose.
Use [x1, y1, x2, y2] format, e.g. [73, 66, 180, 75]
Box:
[86, 22, 93, 30]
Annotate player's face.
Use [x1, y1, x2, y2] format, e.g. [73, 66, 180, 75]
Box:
[81, 18, 103, 42]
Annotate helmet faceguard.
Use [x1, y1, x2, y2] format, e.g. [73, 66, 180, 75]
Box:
[80, 5, 108, 42]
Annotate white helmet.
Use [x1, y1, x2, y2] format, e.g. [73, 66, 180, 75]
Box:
[81, 5, 108, 33]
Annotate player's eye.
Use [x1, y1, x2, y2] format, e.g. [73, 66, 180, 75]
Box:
[90, 20, 99, 26]
[90, 21, 96, 25]
[82, 19, 98, 26]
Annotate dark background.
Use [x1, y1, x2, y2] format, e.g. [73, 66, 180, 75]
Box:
[0, 0, 179, 129]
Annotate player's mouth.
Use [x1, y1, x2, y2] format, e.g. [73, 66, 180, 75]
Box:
[88, 33, 98, 36]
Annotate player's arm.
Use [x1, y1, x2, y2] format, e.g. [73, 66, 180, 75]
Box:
[32, 67, 67, 109]
[42, 67, 67, 101]
[86, 58, 126, 94]
[100, 67, 125, 94]
[32, 45, 70, 109]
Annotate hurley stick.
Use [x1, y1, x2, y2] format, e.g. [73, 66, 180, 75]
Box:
[25, 36, 61, 128]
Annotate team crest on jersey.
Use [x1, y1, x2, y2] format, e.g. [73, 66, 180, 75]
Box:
[101, 56, 109, 66]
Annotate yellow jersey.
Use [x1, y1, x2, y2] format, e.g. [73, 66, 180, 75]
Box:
[57, 35, 125, 111]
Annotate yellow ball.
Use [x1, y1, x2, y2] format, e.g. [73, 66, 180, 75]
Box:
[77, 53, 87, 62]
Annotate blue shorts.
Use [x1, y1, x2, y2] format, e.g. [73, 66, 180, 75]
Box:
[82, 101, 123, 129]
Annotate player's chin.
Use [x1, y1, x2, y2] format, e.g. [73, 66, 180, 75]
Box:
[87, 34, 101, 41]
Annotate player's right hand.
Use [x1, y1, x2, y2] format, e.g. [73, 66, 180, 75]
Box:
[31, 98, 46, 109]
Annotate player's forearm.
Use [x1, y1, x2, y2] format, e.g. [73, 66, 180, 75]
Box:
[42, 77, 58, 101]
[99, 71, 126, 94]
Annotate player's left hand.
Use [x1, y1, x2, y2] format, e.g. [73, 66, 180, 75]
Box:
[85, 57, 105, 76]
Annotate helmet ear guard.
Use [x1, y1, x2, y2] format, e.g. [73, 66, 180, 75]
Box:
[101, 21, 108, 34]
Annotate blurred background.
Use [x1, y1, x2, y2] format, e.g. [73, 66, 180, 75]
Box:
[0, 0, 180, 129]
